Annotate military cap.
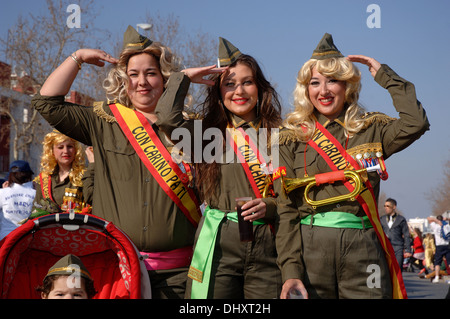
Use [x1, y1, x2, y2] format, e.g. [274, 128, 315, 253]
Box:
[45, 254, 92, 281]
[311, 33, 344, 60]
[123, 25, 153, 51]
[217, 37, 242, 67]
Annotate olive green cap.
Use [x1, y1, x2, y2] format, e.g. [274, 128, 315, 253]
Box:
[217, 37, 242, 67]
[45, 254, 92, 281]
[123, 25, 152, 51]
[311, 33, 344, 60]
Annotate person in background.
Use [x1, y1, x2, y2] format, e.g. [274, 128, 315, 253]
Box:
[427, 215, 450, 283]
[410, 227, 428, 276]
[423, 232, 436, 272]
[274, 33, 429, 299]
[380, 198, 412, 270]
[32, 130, 88, 214]
[0, 160, 36, 240]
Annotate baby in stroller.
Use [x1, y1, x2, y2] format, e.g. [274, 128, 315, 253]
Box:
[37, 254, 96, 299]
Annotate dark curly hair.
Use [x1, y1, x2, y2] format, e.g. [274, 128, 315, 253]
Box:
[195, 54, 282, 202]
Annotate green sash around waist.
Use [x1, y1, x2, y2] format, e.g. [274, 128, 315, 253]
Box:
[301, 211, 373, 229]
[188, 206, 265, 299]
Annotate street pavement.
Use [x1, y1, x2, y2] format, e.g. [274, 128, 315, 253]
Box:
[402, 271, 449, 299]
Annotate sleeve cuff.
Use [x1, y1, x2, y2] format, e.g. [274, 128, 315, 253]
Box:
[280, 263, 305, 283]
[261, 197, 277, 220]
[374, 64, 405, 89]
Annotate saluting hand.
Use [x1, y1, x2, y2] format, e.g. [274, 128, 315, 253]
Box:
[181, 65, 227, 86]
[347, 55, 381, 78]
[74, 49, 118, 67]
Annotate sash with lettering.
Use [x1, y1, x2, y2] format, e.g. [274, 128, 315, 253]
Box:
[110, 103, 202, 227]
[308, 121, 407, 299]
[39, 173, 55, 203]
[226, 124, 267, 198]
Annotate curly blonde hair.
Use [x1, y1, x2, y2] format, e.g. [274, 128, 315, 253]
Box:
[103, 42, 182, 107]
[284, 57, 365, 141]
[35, 131, 86, 187]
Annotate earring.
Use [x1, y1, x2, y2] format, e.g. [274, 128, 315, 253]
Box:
[255, 99, 260, 118]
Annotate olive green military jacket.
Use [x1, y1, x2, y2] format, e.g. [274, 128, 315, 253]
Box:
[155, 72, 277, 220]
[32, 93, 197, 252]
[33, 172, 80, 209]
[81, 162, 95, 205]
[274, 64, 430, 282]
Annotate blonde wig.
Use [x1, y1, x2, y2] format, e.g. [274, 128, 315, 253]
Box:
[35, 131, 86, 187]
[103, 42, 182, 107]
[284, 57, 365, 141]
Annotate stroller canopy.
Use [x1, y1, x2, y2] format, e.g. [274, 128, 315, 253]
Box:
[0, 212, 151, 299]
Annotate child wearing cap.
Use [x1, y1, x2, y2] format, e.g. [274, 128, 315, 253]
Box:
[37, 254, 96, 299]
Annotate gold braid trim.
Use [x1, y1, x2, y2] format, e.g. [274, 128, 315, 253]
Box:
[276, 113, 395, 146]
[277, 128, 304, 146]
[93, 101, 117, 123]
[361, 112, 396, 129]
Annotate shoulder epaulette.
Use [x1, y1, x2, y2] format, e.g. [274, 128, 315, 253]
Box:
[361, 112, 396, 128]
[93, 101, 117, 123]
[277, 128, 304, 146]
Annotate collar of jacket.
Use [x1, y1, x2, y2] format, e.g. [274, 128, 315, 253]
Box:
[387, 212, 398, 221]
[228, 112, 262, 130]
[312, 105, 348, 129]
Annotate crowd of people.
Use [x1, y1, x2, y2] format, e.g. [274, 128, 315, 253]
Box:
[380, 198, 450, 286]
[402, 215, 450, 285]
[1, 26, 444, 299]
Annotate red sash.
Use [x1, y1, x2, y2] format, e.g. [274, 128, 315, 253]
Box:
[227, 125, 269, 198]
[39, 173, 55, 203]
[110, 103, 202, 227]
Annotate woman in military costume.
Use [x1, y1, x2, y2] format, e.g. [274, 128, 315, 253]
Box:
[275, 33, 429, 299]
[155, 37, 282, 298]
[32, 26, 219, 299]
[32, 130, 88, 214]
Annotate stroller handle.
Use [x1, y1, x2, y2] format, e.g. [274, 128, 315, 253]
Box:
[34, 212, 108, 230]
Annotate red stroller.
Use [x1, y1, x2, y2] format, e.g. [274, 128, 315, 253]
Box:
[0, 212, 151, 299]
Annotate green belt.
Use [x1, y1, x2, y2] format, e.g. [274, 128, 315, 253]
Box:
[300, 211, 373, 229]
[188, 206, 265, 299]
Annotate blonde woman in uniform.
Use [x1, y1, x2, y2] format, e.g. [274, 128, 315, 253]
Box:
[275, 33, 429, 299]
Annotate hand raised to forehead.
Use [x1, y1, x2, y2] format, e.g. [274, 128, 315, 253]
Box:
[75, 49, 118, 67]
[182, 65, 227, 86]
[347, 55, 381, 78]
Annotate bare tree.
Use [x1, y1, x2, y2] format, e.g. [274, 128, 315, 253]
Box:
[426, 158, 450, 216]
[98, 12, 216, 114]
[0, 0, 110, 161]
[0, 5, 216, 164]
[141, 12, 216, 110]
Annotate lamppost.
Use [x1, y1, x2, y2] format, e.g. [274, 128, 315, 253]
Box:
[136, 23, 152, 33]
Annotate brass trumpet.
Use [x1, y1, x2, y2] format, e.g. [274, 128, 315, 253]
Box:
[281, 165, 380, 208]
[262, 174, 274, 198]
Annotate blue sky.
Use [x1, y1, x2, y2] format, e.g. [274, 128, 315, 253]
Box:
[1, 0, 449, 219]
